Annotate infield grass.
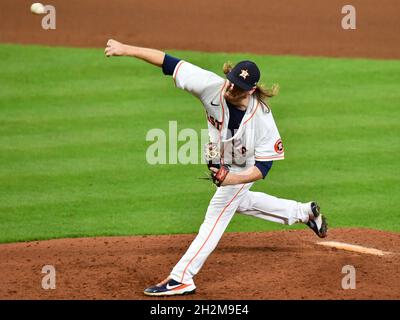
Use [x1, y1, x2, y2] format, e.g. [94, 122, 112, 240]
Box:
[0, 44, 399, 243]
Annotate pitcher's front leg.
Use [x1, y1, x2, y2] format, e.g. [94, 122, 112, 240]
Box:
[170, 183, 251, 285]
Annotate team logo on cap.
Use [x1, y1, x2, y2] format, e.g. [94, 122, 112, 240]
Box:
[239, 69, 249, 79]
[274, 139, 284, 154]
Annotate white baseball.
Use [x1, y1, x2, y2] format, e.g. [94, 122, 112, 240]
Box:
[30, 3, 46, 15]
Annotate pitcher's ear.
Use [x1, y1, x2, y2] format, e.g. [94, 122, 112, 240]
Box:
[249, 87, 257, 95]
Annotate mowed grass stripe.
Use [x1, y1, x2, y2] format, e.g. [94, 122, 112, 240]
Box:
[0, 44, 399, 243]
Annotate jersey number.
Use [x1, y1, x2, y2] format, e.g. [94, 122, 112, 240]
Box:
[231, 139, 247, 167]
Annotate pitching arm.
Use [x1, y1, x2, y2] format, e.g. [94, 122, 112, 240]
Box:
[105, 39, 223, 99]
[105, 39, 165, 67]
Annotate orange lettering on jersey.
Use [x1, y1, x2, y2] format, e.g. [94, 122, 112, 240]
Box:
[207, 114, 223, 130]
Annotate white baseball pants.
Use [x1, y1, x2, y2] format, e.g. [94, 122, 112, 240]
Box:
[170, 183, 313, 285]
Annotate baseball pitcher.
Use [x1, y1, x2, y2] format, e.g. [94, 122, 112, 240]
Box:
[105, 39, 328, 296]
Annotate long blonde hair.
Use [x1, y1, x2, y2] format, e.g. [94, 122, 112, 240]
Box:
[223, 61, 279, 112]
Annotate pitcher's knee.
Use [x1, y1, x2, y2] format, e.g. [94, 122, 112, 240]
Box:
[236, 197, 252, 213]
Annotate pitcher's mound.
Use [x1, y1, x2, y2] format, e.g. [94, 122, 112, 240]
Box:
[0, 228, 398, 299]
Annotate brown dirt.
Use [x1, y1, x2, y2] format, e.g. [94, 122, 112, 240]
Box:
[1, 0, 400, 59]
[0, 228, 399, 300]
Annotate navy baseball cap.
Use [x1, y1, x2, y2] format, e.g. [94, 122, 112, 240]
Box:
[226, 61, 260, 91]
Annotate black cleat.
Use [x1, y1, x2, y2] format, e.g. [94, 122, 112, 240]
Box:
[306, 202, 328, 238]
[310, 201, 321, 218]
[143, 278, 196, 297]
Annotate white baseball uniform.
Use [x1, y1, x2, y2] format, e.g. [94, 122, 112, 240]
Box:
[169, 61, 313, 285]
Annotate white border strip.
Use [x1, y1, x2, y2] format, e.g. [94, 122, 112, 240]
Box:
[317, 241, 392, 256]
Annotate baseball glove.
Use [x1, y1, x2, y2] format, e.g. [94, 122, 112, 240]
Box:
[210, 164, 230, 187]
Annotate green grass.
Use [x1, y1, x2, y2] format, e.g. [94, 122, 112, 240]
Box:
[0, 44, 399, 243]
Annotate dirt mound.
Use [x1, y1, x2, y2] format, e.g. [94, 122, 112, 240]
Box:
[0, 228, 398, 300]
[1, 0, 399, 59]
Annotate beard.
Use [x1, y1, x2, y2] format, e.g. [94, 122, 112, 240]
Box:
[223, 86, 248, 106]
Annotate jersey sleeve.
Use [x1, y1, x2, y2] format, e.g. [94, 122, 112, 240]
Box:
[254, 160, 273, 179]
[254, 114, 285, 161]
[173, 61, 224, 99]
[162, 54, 181, 76]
